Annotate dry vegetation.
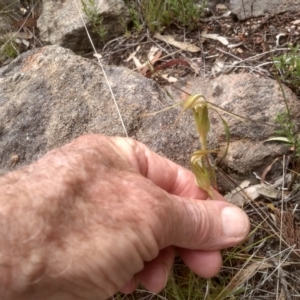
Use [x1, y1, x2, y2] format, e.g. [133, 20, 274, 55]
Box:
[1, 0, 300, 299]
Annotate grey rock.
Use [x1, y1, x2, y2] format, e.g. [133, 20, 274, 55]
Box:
[37, 0, 129, 51]
[229, 0, 300, 20]
[0, 45, 199, 174]
[1, 45, 299, 193]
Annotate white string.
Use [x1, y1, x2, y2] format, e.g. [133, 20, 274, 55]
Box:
[74, 0, 128, 137]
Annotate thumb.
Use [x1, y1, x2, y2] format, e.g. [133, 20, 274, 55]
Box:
[163, 198, 250, 250]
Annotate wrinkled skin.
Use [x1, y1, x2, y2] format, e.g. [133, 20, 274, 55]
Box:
[0, 135, 249, 300]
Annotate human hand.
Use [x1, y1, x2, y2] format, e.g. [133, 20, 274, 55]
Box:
[0, 135, 249, 300]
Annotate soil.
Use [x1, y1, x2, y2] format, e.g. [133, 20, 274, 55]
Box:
[99, 7, 300, 91]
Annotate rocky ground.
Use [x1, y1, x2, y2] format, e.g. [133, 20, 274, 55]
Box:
[101, 3, 300, 90]
[1, 0, 300, 299]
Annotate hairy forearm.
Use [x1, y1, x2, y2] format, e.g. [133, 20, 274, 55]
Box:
[0, 148, 78, 298]
[0, 135, 153, 299]
[0, 135, 117, 298]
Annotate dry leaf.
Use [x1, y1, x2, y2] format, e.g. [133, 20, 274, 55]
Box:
[243, 184, 261, 200]
[200, 33, 229, 46]
[211, 59, 225, 76]
[185, 58, 200, 75]
[141, 50, 162, 75]
[131, 46, 163, 73]
[125, 45, 140, 62]
[229, 261, 272, 289]
[260, 158, 279, 185]
[224, 180, 250, 207]
[15, 31, 33, 40]
[291, 19, 300, 25]
[256, 185, 283, 199]
[161, 74, 178, 83]
[12, 17, 37, 29]
[22, 39, 29, 47]
[227, 42, 243, 49]
[147, 46, 160, 61]
[229, 260, 295, 290]
[154, 33, 200, 52]
[132, 56, 143, 70]
[144, 59, 190, 78]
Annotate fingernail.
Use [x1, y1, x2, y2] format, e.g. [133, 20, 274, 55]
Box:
[221, 206, 249, 237]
